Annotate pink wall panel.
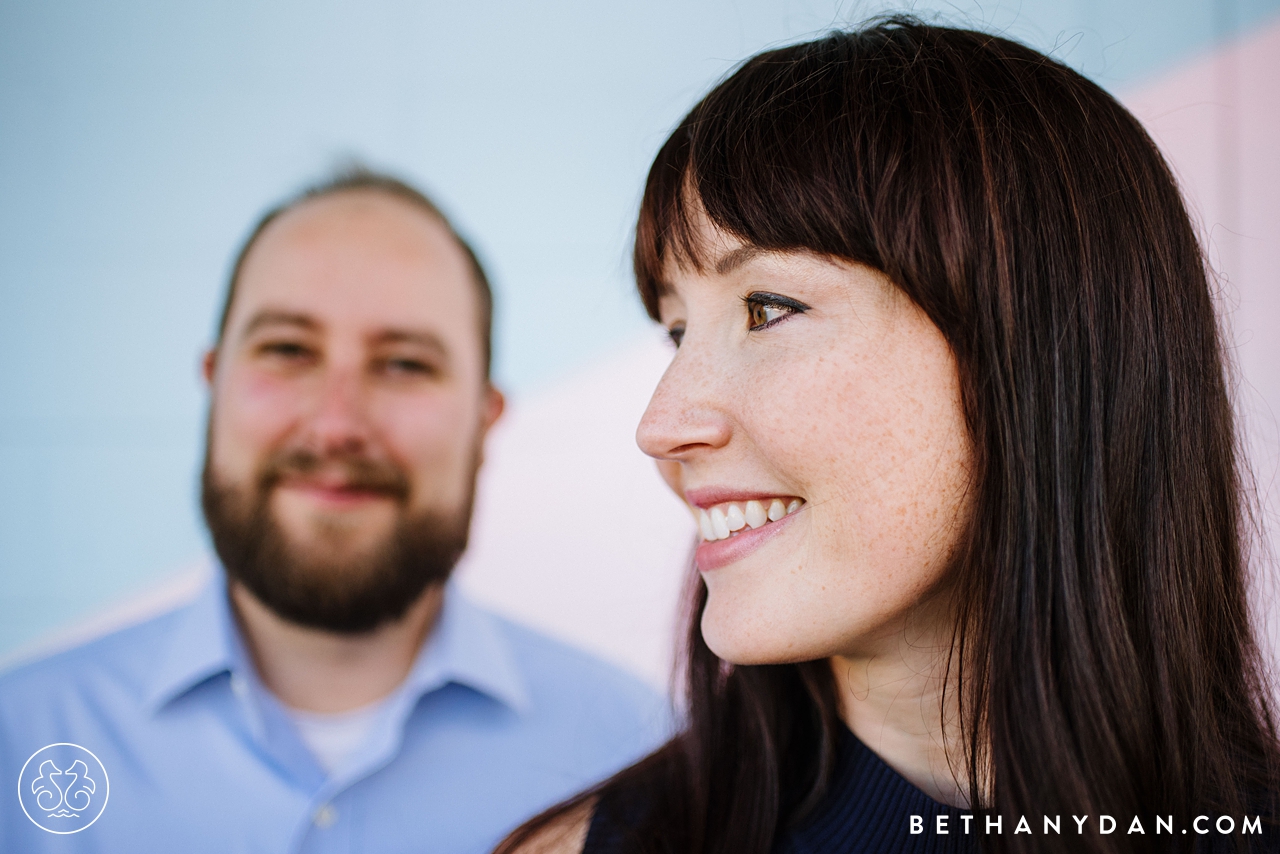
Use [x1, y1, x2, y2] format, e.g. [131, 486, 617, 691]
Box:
[1123, 19, 1280, 656]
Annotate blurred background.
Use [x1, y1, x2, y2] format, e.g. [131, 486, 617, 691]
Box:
[2, 0, 1278, 689]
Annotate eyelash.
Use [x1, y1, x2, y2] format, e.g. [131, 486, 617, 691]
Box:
[744, 292, 809, 331]
[664, 292, 809, 347]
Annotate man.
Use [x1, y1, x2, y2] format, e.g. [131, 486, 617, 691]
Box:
[0, 170, 665, 852]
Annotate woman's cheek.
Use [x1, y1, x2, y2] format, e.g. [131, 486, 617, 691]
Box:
[751, 353, 878, 485]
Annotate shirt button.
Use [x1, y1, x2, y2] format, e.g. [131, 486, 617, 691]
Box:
[314, 804, 338, 828]
[230, 675, 248, 697]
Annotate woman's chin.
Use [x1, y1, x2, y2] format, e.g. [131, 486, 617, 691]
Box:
[699, 601, 831, 666]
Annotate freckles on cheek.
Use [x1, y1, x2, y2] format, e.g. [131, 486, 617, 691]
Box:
[754, 357, 868, 470]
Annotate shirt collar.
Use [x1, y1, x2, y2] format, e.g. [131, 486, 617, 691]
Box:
[144, 569, 529, 715]
[144, 572, 242, 712]
[401, 583, 531, 714]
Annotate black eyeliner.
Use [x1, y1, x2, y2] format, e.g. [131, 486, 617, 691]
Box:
[742, 291, 811, 312]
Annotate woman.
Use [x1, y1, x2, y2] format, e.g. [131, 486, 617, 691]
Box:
[500, 17, 1279, 854]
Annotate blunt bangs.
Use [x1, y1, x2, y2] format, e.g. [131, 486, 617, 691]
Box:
[633, 17, 1127, 343]
[635, 22, 929, 321]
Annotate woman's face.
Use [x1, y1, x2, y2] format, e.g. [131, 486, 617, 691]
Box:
[637, 221, 974, 664]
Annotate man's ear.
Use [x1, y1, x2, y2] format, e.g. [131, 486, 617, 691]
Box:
[482, 385, 505, 434]
[202, 348, 218, 386]
[473, 385, 505, 469]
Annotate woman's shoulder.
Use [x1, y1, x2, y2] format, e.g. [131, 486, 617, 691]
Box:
[497, 800, 594, 854]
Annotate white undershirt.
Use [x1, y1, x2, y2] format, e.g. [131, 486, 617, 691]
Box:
[286, 695, 395, 776]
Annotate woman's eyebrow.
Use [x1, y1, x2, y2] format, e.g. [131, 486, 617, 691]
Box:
[714, 246, 762, 275]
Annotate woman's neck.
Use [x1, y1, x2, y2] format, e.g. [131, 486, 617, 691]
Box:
[829, 605, 968, 807]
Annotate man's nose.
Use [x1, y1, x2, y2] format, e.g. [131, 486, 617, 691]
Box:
[304, 365, 374, 455]
[635, 346, 732, 462]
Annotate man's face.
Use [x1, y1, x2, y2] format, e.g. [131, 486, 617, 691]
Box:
[202, 189, 502, 633]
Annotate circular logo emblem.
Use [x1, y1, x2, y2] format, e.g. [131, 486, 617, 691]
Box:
[17, 743, 109, 834]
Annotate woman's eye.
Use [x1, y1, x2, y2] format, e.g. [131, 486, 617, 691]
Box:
[667, 324, 686, 348]
[745, 292, 809, 331]
[748, 302, 789, 328]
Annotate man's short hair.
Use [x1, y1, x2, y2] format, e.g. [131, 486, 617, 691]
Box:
[215, 167, 495, 377]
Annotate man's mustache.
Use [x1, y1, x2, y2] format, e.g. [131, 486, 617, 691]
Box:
[257, 448, 411, 502]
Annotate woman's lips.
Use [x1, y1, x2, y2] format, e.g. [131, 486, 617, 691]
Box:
[693, 507, 800, 571]
[688, 495, 806, 571]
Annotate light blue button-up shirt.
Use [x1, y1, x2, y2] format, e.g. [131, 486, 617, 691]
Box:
[0, 573, 667, 852]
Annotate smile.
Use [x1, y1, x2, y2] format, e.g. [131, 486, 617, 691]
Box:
[695, 497, 804, 542]
[276, 479, 396, 508]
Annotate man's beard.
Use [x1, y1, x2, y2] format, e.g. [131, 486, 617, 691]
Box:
[201, 444, 476, 634]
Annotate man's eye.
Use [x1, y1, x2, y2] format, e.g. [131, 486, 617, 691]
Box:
[667, 324, 686, 348]
[381, 358, 436, 377]
[259, 341, 312, 360]
[745, 292, 810, 331]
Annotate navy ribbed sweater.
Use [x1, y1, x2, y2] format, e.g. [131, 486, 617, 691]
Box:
[776, 726, 974, 853]
[583, 725, 975, 853]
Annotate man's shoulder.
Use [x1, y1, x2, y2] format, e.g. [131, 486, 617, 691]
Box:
[491, 609, 657, 694]
[456, 600, 673, 780]
[0, 598, 195, 711]
[472, 602, 669, 733]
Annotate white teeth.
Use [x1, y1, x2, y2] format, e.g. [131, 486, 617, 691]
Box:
[695, 497, 806, 541]
[768, 499, 786, 522]
[698, 509, 716, 542]
[709, 506, 732, 540]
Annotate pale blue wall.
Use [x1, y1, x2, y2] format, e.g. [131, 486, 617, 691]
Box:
[2, 0, 1278, 657]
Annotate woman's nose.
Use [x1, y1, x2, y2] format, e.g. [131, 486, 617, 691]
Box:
[635, 351, 733, 461]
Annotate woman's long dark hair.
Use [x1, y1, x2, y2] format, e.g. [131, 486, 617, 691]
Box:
[499, 18, 1278, 854]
